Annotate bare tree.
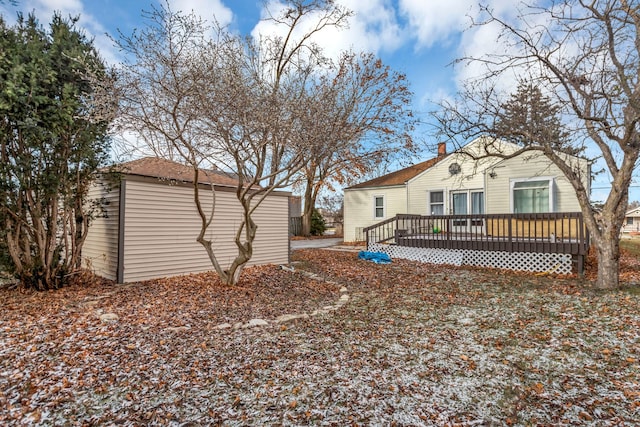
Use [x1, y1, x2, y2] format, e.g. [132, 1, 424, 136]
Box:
[115, 1, 351, 284]
[435, 0, 640, 289]
[297, 51, 416, 236]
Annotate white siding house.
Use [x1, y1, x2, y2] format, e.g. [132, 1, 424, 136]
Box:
[344, 138, 590, 241]
[622, 207, 640, 234]
[83, 158, 290, 283]
[343, 184, 407, 241]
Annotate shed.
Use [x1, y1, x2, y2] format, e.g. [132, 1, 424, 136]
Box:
[82, 157, 290, 283]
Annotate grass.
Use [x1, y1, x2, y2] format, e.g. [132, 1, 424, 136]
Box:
[620, 237, 640, 257]
[1, 250, 639, 425]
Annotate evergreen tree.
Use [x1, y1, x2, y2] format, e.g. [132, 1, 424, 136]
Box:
[495, 83, 576, 154]
[0, 13, 112, 290]
[310, 209, 327, 236]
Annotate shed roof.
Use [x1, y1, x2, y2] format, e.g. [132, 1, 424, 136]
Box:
[118, 157, 239, 187]
[346, 156, 445, 189]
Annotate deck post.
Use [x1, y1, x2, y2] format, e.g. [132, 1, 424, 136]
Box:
[576, 254, 585, 277]
[507, 215, 513, 252]
[365, 227, 369, 248]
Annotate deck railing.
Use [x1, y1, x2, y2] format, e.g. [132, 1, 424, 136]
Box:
[364, 212, 590, 256]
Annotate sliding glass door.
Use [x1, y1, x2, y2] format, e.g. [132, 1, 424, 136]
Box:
[450, 190, 484, 233]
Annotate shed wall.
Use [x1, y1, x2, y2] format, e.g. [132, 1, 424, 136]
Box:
[82, 181, 120, 281]
[121, 180, 289, 282]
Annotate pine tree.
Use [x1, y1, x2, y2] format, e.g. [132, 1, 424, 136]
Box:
[495, 83, 577, 155]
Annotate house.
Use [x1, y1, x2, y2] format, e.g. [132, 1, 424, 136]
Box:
[344, 137, 590, 241]
[82, 157, 290, 283]
[344, 137, 591, 274]
[622, 207, 640, 234]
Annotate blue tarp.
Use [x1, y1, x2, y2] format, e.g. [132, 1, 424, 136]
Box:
[358, 250, 392, 264]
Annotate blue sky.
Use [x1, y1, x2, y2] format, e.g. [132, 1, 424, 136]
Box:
[1, 0, 638, 203]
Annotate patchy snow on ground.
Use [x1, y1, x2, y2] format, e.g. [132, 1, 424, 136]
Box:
[1, 251, 639, 425]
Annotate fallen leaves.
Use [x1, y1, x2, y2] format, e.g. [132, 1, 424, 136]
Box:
[0, 249, 639, 425]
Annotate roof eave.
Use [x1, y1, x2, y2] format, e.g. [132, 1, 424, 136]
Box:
[344, 183, 407, 191]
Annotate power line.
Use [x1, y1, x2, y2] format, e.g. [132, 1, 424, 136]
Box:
[591, 185, 640, 189]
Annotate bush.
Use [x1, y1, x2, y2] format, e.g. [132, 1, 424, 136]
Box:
[310, 208, 327, 236]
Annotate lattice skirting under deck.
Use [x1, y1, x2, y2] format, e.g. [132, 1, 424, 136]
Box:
[368, 243, 574, 274]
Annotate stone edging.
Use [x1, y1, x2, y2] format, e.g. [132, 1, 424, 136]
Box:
[213, 267, 349, 330]
[93, 266, 350, 332]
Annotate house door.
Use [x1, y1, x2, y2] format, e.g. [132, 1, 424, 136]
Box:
[470, 191, 485, 234]
[450, 191, 468, 234]
[451, 191, 485, 234]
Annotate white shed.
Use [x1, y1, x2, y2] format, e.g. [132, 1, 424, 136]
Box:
[82, 158, 290, 283]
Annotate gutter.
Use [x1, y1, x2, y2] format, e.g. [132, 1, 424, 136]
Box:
[116, 179, 126, 284]
[406, 181, 409, 213]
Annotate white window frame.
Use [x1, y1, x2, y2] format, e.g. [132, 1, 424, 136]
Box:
[373, 195, 385, 219]
[428, 190, 445, 215]
[510, 177, 555, 213]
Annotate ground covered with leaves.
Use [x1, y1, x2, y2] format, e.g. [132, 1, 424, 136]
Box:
[1, 250, 639, 425]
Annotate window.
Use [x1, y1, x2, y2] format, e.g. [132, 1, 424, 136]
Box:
[471, 191, 484, 214]
[471, 191, 484, 226]
[451, 192, 468, 226]
[512, 179, 553, 213]
[374, 196, 385, 219]
[429, 191, 444, 215]
[627, 217, 634, 226]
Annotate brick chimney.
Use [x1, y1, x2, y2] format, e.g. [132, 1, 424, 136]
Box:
[437, 142, 446, 157]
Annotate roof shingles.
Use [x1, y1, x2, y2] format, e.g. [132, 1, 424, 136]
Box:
[346, 156, 445, 189]
[117, 157, 238, 187]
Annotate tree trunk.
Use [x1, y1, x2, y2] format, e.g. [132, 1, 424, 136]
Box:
[225, 207, 257, 285]
[301, 177, 315, 237]
[595, 236, 620, 290]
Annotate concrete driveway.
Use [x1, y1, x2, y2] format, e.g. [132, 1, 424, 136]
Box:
[290, 238, 343, 250]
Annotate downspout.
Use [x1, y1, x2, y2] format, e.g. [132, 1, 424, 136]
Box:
[483, 167, 488, 214]
[116, 178, 126, 284]
[405, 181, 409, 213]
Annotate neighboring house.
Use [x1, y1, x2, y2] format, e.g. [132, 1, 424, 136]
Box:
[622, 207, 640, 234]
[344, 137, 590, 242]
[82, 157, 290, 283]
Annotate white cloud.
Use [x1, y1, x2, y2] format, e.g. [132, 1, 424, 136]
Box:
[169, 0, 233, 27]
[338, 0, 403, 53]
[38, 0, 83, 9]
[452, 1, 585, 98]
[454, 18, 520, 93]
[251, 0, 402, 61]
[399, 0, 477, 48]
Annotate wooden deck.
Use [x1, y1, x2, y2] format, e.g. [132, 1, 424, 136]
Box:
[395, 232, 586, 255]
[364, 212, 590, 273]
